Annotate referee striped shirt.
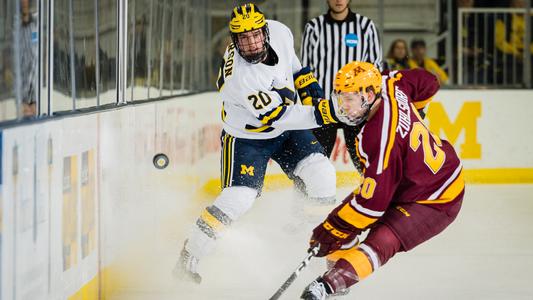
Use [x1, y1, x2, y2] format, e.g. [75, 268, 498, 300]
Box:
[301, 10, 382, 99]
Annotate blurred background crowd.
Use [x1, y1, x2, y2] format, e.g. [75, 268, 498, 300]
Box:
[0, 0, 531, 122]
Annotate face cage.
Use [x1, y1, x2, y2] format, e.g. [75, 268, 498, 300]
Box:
[231, 26, 270, 64]
[332, 92, 371, 126]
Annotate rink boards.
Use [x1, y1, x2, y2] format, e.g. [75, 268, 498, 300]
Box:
[0, 89, 532, 299]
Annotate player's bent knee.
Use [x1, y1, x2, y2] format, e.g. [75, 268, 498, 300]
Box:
[212, 186, 258, 221]
[293, 153, 336, 201]
[362, 224, 402, 265]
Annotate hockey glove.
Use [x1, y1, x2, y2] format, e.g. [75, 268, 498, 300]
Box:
[314, 99, 339, 125]
[294, 66, 324, 106]
[310, 215, 360, 257]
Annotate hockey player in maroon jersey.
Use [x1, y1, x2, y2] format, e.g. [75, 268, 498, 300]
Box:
[300, 61, 464, 299]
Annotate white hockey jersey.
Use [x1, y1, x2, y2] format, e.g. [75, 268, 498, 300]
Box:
[216, 20, 320, 139]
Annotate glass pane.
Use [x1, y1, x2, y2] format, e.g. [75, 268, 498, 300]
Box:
[148, 0, 163, 99]
[72, 0, 97, 109]
[182, 2, 193, 91]
[40, 0, 50, 116]
[161, 0, 172, 96]
[20, 0, 39, 118]
[53, 0, 73, 112]
[0, 0, 16, 121]
[129, 0, 150, 101]
[98, 0, 117, 105]
[172, 1, 184, 93]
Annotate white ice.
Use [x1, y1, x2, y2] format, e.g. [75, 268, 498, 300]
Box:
[109, 184, 533, 300]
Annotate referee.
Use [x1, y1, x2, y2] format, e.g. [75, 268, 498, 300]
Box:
[301, 0, 382, 170]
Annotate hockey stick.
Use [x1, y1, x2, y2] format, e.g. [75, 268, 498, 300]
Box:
[268, 245, 320, 300]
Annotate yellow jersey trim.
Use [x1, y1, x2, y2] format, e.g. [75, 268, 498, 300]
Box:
[328, 247, 373, 279]
[417, 170, 465, 204]
[338, 203, 377, 229]
[413, 96, 433, 110]
[384, 73, 402, 170]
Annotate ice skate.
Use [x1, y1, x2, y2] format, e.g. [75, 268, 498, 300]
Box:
[172, 240, 202, 284]
[330, 288, 350, 297]
[301, 278, 330, 300]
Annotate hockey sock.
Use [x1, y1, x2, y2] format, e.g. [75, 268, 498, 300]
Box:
[323, 224, 402, 292]
[187, 205, 233, 258]
[324, 246, 373, 292]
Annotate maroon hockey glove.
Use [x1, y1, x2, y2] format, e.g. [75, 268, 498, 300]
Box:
[309, 216, 360, 257]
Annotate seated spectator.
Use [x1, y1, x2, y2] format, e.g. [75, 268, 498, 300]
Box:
[408, 39, 449, 84]
[384, 39, 409, 70]
[458, 0, 494, 85]
[494, 0, 532, 85]
[1, 49, 14, 92]
[21, 0, 38, 117]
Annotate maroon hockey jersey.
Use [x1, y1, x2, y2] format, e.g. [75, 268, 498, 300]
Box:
[333, 68, 464, 230]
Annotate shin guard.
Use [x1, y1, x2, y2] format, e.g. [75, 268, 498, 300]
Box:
[323, 224, 402, 292]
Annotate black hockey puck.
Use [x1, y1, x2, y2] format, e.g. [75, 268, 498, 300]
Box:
[153, 153, 169, 169]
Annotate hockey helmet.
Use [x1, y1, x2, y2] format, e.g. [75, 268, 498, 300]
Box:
[331, 61, 382, 126]
[229, 3, 270, 64]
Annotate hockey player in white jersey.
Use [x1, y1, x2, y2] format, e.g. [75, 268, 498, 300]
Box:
[173, 3, 341, 283]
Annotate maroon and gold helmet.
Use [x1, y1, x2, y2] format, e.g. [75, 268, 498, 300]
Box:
[331, 61, 382, 126]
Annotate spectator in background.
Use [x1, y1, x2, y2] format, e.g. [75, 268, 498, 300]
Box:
[409, 39, 449, 85]
[384, 39, 410, 70]
[458, 0, 493, 85]
[1, 48, 14, 94]
[20, 0, 38, 117]
[301, 0, 382, 172]
[494, 0, 533, 85]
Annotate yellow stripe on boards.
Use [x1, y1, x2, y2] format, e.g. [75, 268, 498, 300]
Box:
[463, 168, 533, 184]
[200, 168, 533, 197]
[68, 273, 99, 300]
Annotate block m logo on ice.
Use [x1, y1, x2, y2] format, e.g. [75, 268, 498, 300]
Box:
[240, 165, 255, 176]
[427, 101, 481, 159]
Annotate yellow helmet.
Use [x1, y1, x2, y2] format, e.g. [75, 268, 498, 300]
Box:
[331, 61, 382, 126]
[229, 3, 266, 33]
[334, 61, 382, 95]
[229, 3, 270, 64]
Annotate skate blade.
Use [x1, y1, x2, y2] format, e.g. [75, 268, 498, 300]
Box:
[172, 264, 202, 284]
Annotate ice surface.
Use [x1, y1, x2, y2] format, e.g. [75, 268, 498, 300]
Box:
[109, 184, 533, 300]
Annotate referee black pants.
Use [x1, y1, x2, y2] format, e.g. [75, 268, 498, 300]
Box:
[312, 123, 362, 172]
